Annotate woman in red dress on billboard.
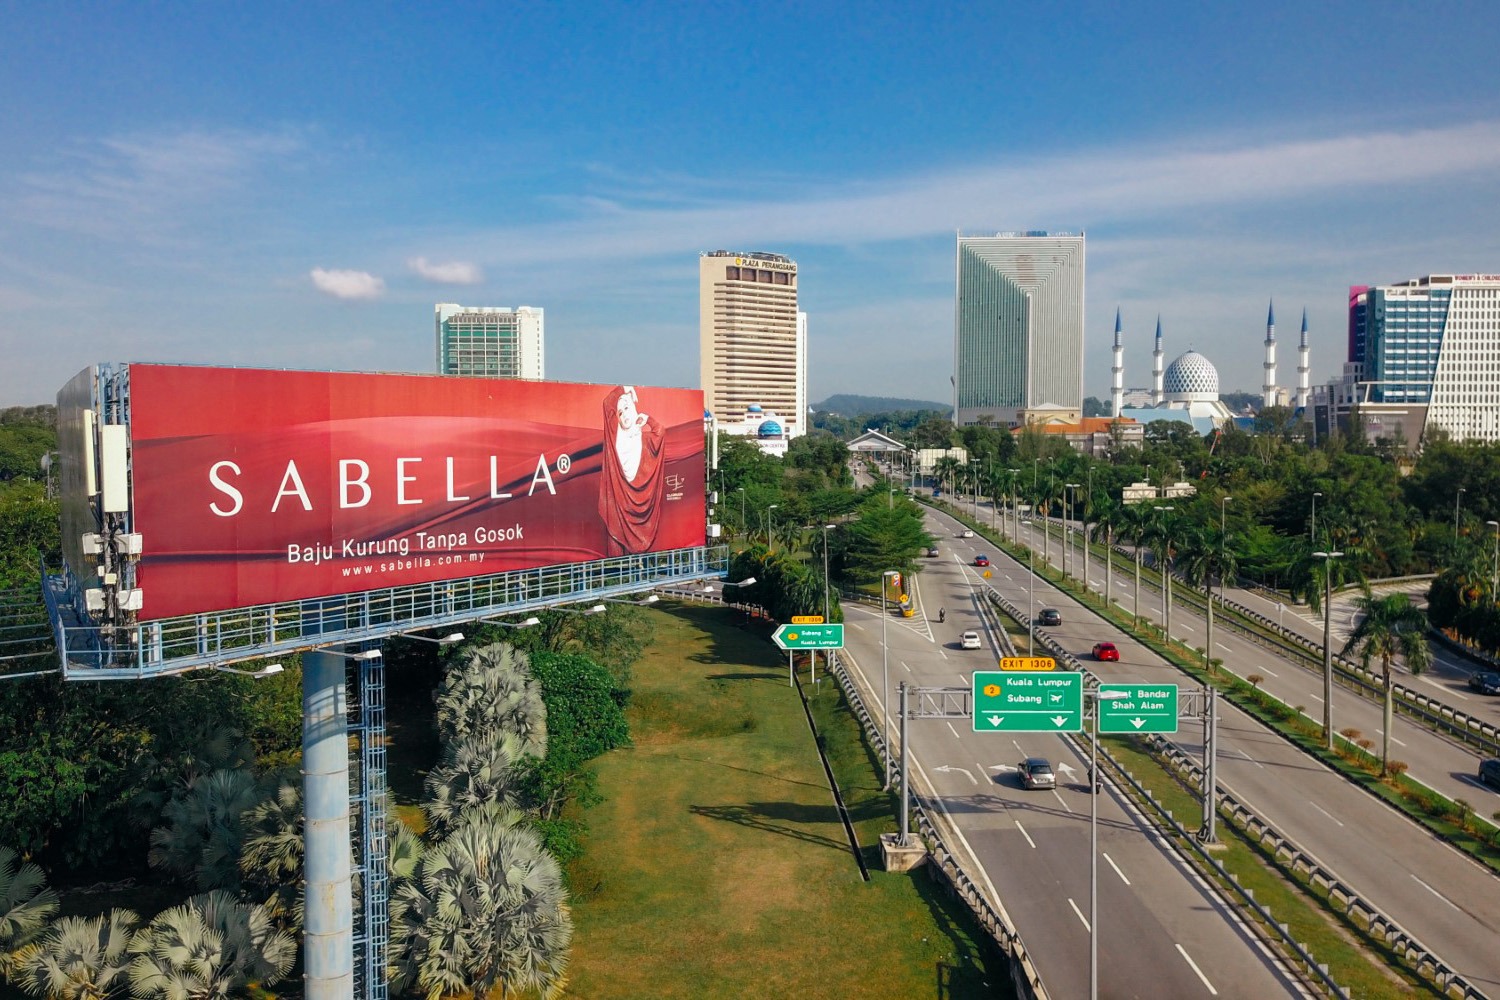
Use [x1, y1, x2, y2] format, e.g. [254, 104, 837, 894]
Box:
[599, 385, 666, 555]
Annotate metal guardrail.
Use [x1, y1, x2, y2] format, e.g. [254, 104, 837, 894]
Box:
[823, 646, 1048, 1000]
[1147, 736, 1487, 1000]
[1101, 543, 1500, 757]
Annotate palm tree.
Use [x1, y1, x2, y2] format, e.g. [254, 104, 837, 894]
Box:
[1176, 523, 1239, 672]
[1341, 593, 1434, 776]
[0, 847, 59, 981]
[238, 782, 302, 927]
[436, 643, 548, 759]
[17, 910, 138, 1000]
[1117, 502, 1153, 623]
[127, 891, 295, 999]
[1141, 507, 1185, 642]
[147, 768, 262, 891]
[1089, 499, 1122, 608]
[423, 734, 528, 837]
[389, 819, 571, 1000]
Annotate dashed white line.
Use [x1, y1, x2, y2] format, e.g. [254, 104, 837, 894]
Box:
[1068, 897, 1091, 931]
[1103, 852, 1130, 885]
[1014, 820, 1037, 849]
[1411, 875, 1462, 912]
[1255, 665, 1280, 678]
[1215, 642, 1233, 653]
[1309, 802, 1344, 827]
[946, 722, 962, 740]
[1176, 944, 1218, 994]
[1233, 749, 1265, 770]
[1052, 789, 1072, 813]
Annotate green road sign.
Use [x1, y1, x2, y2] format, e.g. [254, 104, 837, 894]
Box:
[1098, 683, 1179, 734]
[771, 624, 845, 650]
[972, 671, 1082, 732]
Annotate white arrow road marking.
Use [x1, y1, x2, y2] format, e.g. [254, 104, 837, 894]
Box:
[1014, 820, 1037, 849]
[933, 765, 977, 785]
[1055, 761, 1078, 778]
[1309, 802, 1344, 826]
[1103, 852, 1131, 885]
[1411, 875, 1462, 913]
[1176, 944, 1218, 995]
[1068, 898, 1090, 931]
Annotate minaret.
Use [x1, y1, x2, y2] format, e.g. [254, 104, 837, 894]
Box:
[1151, 315, 1164, 406]
[1296, 309, 1310, 410]
[1110, 308, 1125, 418]
[1263, 299, 1277, 408]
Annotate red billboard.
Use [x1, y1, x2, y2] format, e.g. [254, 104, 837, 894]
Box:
[127, 365, 706, 620]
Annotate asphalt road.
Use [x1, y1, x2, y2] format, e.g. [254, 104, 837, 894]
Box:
[946, 503, 1500, 994]
[836, 549, 1302, 998]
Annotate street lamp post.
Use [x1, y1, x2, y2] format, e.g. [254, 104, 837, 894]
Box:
[767, 504, 779, 552]
[1065, 482, 1081, 581]
[889, 488, 897, 510]
[737, 487, 745, 537]
[1084, 467, 1095, 595]
[1456, 487, 1467, 536]
[1154, 505, 1175, 642]
[1089, 687, 1129, 1000]
[1311, 491, 1322, 547]
[1008, 468, 1021, 541]
[881, 570, 899, 789]
[1314, 550, 1344, 750]
[1208, 496, 1232, 671]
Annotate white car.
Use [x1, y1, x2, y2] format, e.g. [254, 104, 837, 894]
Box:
[961, 529, 974, 538]
[960, 630, 982, 650]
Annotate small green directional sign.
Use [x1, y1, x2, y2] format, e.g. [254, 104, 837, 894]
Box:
[972, 671, 1083, 732]
[1098, 683, 1179, 734]
[772, 624, 845, 650]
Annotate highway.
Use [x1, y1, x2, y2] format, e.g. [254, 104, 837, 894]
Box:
[836, 542, 1303, 997]
[944, 502, 1500, 994]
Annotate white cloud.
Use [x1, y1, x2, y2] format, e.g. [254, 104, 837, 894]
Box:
[407, 256, 482, 285]
[310, 267, 385, 300]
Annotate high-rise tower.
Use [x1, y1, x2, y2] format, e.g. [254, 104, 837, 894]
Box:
[1110, 308, 1124, 418]
[953, 231, 1085, 426]
[1151, 316, 1165, 405]
[1296, 309, 1311, 410]
[699, 251, 804, 439]
[1263, 300, 1278, 408]
[435, 304, 545, 380]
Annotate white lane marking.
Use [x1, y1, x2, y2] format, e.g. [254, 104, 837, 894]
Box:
[1233, 748, 1265, 770]
[1052, 789, 1073, 813]
[1103, 852, 1131, 885]
[851, 622, 865, 631]
[903, 661, 912, 672]
[1215, 642, 1233, 652]
[1307, 693, 1324, 702]
[1411, 875, 1462, 912]
[1424, 676, 1469, 700]
[1068, 897, 1091, 931]
[1309, 802, 1344, 827]
[1014, 820, 1037, 849]
[1374, 730, 1408, 747]
[939, 649, 948, 659]
[946, 722, 961, 740]
[1255, 665, 1280, 677]
[1176, 944, 1218, 995]
[1013, 740, 1026, 756]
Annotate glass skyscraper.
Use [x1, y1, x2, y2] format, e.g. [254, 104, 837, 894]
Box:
[435, 304, 545, 380]
[954, 232, 1084, 426]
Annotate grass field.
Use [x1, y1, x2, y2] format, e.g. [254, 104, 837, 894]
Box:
[561, 603, 1011, 1000]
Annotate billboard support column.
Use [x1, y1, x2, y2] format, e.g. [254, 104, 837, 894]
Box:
[303, 619, 354, 999]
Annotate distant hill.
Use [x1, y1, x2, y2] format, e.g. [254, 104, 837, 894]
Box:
[814, 394, 948, 417]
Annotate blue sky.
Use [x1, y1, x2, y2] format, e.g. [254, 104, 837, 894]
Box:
[4, 2, 1500, 408]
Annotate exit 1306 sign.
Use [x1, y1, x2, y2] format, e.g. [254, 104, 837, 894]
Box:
[972, 671, 1083, 732]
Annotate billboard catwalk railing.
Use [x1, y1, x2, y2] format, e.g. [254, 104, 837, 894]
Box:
[46, 545, 727, 678]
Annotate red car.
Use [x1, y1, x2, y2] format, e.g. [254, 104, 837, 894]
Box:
[974, 554, 990, 567]
[1092, 642, 1120, 662]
